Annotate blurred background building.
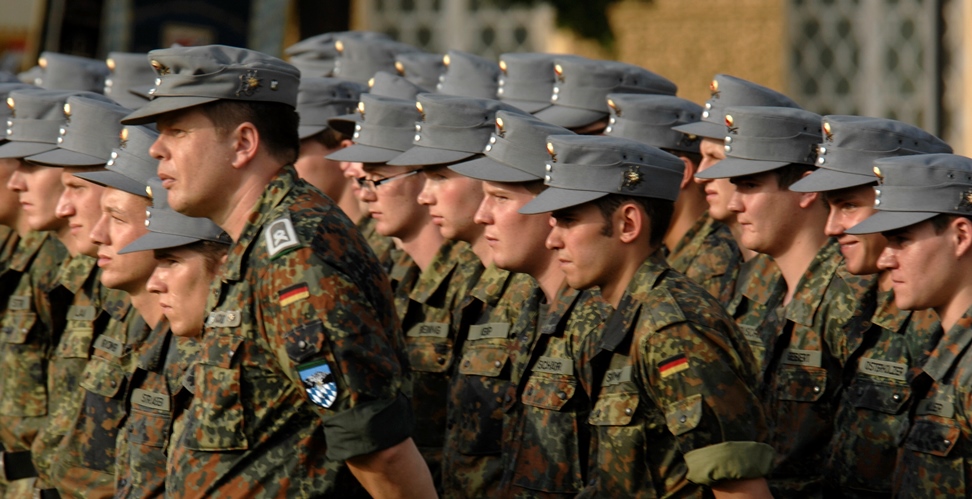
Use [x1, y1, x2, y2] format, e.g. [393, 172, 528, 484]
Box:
[0, 0, 968, 153]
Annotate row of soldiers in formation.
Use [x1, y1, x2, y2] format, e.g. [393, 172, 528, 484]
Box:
[0, 29, 967, 499]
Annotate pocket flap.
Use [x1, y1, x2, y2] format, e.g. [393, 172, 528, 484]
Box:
[777, 366, 828, 402]
[521, 375, 576, 411]
[903, 419, 960, 457]
[203, 334, 243, 368]
[847, 376, 911, 414]
[665, 393, 703, 435]
[57, 324, 95, 358]
[590, 391, 639, 426]
[80, 357, 127, 398]
[284, 320, 324, 364]
[405, 338, 454, 373]
[2, 312, 36, 344]
[458, 345, 509, 377]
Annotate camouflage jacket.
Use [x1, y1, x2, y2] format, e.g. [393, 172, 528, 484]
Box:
[827, 274, 940, 497]
[443, 267, 535, 498]
[0, 226, 18, 273]
[115, 319, 199, 498]
[389, 250, 418, 302]
[666, 211, 743, 306]
[167, 166, 410, 498]
[32, 255, 108, 487]
[49, 290, 140, 499]
[402, 239, 484, 487]
[736, 240, 870, 497]
[726, 253, 784, 369]
[501, 284, 610, 497]
[578, 252, 771, 498]
[893, 305, 972, 497]
[0, 232, 68, 455]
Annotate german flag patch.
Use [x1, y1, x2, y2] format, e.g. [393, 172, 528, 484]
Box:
[659, 354, 689, 378]
[279, 283, 310, 307]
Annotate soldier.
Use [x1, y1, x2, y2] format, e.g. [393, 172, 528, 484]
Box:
[114, 177, 230, 498]
[844, 153, 972, 497]
[788, 116, 951, 497]
[442, 111, 573, 497]
[121, 45, 432, 496]
[604, 93, 741, 305]
[696, 106, 869, 497]
[519, 134, 772, 497]
[23, 94, 134, 498]
[533, 57, 676, 135]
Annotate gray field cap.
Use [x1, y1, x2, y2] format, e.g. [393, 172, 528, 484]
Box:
[74, 125, 159, 198]
[0, 71, 18, 83]
[789, 115, 953, 193]
[326, 94, 423, 164]
[395, 52, 446, 91]
[332, 38, 420, 84]
[26, 96, 132, 166]
[496, 53, 556, 114]
[121, 45, 301, 125]
[846, 153, 972, 235]
[0, 83, 35, 143]
[533, 58, 677, 129]
[672, 74, 801, 140]
[104, 52, 155, 109]
[604, 93, 703, 154]
[450, 111, 573, 182]
[34, 52, 109, 93]
[120, 176, 229, 254]
[327, 72, 423, 136]
[519, 135, 684, 214]
[386, 94, 527, 166]
[286, 31, 391, 77]
[695, 106, 822, 179]
[435, 50, 500, 99]
[0, 89, 113, 159]
[296, 77, 368, 139]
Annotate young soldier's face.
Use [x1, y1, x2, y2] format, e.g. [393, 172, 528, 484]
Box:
[825, 185, 885, 275]
[57, 170, 106, 258]
[360, 165, 427, 240]
[8, 162, 66, 232]
[728, 171, 804, 257]
[295, 137, 348, 201]
[0, 159, 22, 227]
[695, 138, 736, 222]
[147, 246, 215, 337]
[91, 188, 157, 293]
[475, 181, 551, 275]
[547, 201, 621, 291]
[879, 220, 954, 312]
[417, 166, 484, 243]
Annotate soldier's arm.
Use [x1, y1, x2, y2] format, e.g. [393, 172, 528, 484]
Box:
[346, 437, 438, 499]
[711, 477, 773, 498]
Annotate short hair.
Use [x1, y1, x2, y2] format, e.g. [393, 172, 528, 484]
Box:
[307, 127, 350, 150]
[594, 194, 673, 247]
[772, 163, 818, 189]
[197, 100, 300, 165]
[155, 239, 228, 275]
[930, 213, 972, 234]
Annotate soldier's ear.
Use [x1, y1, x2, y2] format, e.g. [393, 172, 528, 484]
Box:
[617, 202, 642, 244]
[952, 216, 972, 259]
[678, 155, 695, 190]
[229, 121, 260, 170]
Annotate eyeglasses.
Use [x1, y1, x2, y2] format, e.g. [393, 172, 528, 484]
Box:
[355, 169, 421, 191]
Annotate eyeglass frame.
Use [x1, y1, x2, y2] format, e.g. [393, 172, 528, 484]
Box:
[355, 168, 423, 191]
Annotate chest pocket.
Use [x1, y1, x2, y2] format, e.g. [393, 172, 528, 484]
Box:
[0, 311, 47, 417]
[127, 387, 173, 450]
[903, 419, 960, 457]
[777, 365, 828, 402]
[590, 390, 639, 426]
[183, 333, 247, 452]
[458, 345, 509, 377]
[405, 322, 454, 373]
[80, 356, 127, 399]
[58, 322, 95, 359]
[521, 373, 577, 411]
[847, 376, 911, 414]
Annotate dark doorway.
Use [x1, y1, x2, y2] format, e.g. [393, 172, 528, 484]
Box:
[297, 0, 350, 39]
[43, 0, 105, 56]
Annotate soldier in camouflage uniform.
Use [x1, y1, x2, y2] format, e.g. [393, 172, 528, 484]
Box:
[788, 116, 952, 497]
[604, 93, 741, 305]
[44, 121, 161, 498]
[846, 153, 972, 497]
[441, 111, 573, 497]
[23, 94, 133, 498]
[697, 106, 871, 497]
[519, 134, 772, 498]
[113, 177, 230, 498]
[122, 45, 433, 496]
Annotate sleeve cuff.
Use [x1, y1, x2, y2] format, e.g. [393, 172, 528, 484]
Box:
[684, 441, 775, 486]
[323, 391, 415, 461]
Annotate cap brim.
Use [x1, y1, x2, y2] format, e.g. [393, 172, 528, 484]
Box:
[845, 211, 938, 235]
[789, 168, 876, 193]
[327, 113, 360, 137]
[448, 156, 540, 182]
[326, 143, 402, 164]
[532, 105, 607, 129]
[671, 120, 725, 140]
[121, 95, 221, 125]
[109, 91, 151, 110]
[0, 142, 56, 159]
[501, 98, 552, 114]
[74, 170, 149, 197]
[386, 146, 476, 166]
[26, 148, 106, 167]
[518, 187, 608, 215]
[694, 157, 790, 179]
[298, 124, 328, 140]
[119, 232, 201, 254]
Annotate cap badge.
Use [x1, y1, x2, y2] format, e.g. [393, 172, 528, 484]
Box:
[958, 190, 972, 212]
[357, 101, 366, 120]
[119, 127, 129, 149]
[443, 54, 451, 67]
[237, 70, 262, 97]
[621, 165, 642, 191]
[872, 166, 884, 182]
[709, 79, 720, 98]
[149, 60, 170, 76]
[554, 64, 565, 83]
[415, 101, 425, 121]
[823, 122, 834, 142]
[334, 40, 344, 54]
[495, 117, 505, 138]
[498, 60, 508, 75]
[607, 98, 621, 117]
[145, 185, 153, 199]
[38, 57, 47, 69]
[106, 58, 116, 71]
[63, 103, 72, 123]
[395, 61, 405, 76]
[725, 114, 737, 134]
[6, 97, 14, 118]
[546, 142, 557, 162]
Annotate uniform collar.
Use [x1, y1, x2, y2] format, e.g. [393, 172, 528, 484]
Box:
[137, 317, 172, 372]
[408, 239, 473, 303]
[667, 211, 715, 269]
[785, 239, 843, 326]
[469, 264, 513, 307]
[598, 252, 668, 352]
[7, 231, 49, 273]
[102, 288, 132, 321]
[739, 253, 785, 306]
[54, 254, 98, 294]
[921, 304, 972, 382]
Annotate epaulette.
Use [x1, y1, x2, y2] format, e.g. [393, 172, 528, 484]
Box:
[643, 286, 687, 332]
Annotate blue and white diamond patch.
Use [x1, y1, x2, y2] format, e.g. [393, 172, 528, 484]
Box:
[298, 359, 338, 409]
